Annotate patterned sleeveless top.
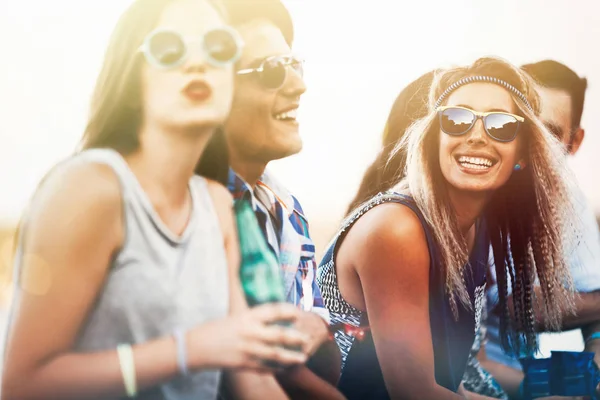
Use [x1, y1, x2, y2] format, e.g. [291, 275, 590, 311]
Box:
[317, 192, 488, 399]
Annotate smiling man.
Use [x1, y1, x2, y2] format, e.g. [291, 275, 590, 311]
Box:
[217, 1, 344, 398]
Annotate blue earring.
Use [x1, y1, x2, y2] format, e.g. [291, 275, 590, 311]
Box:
[514, 164, 522, 171]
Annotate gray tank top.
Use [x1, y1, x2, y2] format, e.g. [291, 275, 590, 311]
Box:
[12, 149, 230, 400]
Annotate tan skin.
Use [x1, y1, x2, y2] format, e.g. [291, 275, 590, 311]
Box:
[335, 83, 526, 399]
[223, 19, 344, 400]
[2, 1, 311, 399]
[482, 85, 600, 400]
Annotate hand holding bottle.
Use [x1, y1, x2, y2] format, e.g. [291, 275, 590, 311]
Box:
[188, 302, 310, 371]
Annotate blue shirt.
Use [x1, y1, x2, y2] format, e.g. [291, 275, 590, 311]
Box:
[228, 169, 329, 322]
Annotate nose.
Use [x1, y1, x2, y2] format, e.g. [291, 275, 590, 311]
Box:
[466, 117, 488, 145]
[182, 45, 209, 74]
[280, 65, 306, 98]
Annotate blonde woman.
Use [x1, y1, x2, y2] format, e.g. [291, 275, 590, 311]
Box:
[317, 57, 576, 399]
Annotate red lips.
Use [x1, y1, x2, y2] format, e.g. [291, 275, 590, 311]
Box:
[182, 80, 212, 102]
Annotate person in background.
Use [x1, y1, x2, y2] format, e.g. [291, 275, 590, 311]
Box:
[198, 0, 345, 398]
[1, 1, 311, 399]
[345, 70, 436, 215]
[480, 60, 600, 399]
[318, 57, 580, 399]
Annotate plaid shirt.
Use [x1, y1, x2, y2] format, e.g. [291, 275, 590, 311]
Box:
[228, 169, 329, 322]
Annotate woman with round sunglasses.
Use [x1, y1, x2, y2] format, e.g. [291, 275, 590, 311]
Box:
[317, 57, 578, 399]
[2, 1, 311, 399]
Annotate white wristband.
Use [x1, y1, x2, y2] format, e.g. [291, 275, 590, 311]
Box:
[117, 344, 137, 398]
[173, 328, 190, 376]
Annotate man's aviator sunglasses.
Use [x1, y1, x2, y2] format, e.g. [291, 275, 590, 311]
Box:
[437, 106, 525, 143]
[237, 55, 304, 90]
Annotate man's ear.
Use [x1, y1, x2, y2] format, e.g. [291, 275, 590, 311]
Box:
[569, 127, 585, 155]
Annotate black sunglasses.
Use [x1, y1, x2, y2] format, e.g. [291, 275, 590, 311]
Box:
[437, 106, 525, 142]
[237, 55, 304, 89]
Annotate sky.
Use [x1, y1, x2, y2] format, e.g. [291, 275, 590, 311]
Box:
[1, 0, 600, 232]
[0, 0, 598, 359]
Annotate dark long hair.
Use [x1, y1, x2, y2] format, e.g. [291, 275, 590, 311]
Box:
[195, 128, 229, 185]
[346, 70, 436, 214]
[80, 0, 227, 154]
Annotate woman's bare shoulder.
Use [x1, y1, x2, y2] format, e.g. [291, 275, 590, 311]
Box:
[340, 202, 430, 275]
[23, 158, 123, 251]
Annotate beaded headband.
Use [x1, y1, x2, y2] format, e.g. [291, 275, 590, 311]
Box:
[434, 75, 533, 112]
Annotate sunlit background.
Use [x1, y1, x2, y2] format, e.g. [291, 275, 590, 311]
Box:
[1, 0, 599, 361]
